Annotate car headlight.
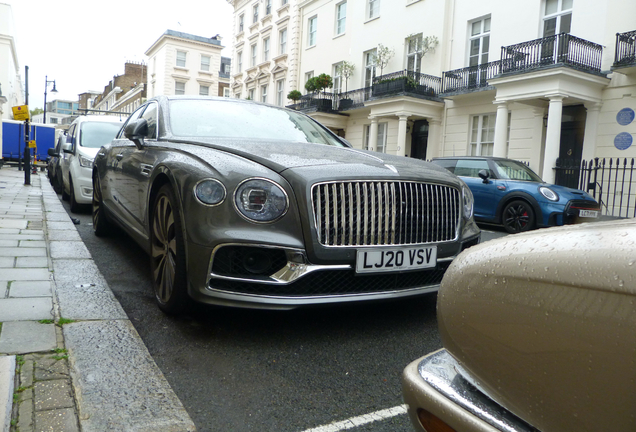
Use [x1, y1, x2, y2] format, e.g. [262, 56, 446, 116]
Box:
[194, 179, 226, 206]
[462, 185, 474, 220]
[234, 178, 288, 223]
[78, 154, 94, 168]
[539, 186, 559, 201]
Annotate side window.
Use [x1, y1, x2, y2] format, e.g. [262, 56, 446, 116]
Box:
[454, 159, 490, 178]
[141, 103, 158, 139]
[118, 106, 146, 139]
[66, 125, 76, 151]
[433, 159, 458, 173]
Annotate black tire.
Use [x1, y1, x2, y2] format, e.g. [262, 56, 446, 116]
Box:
[61, 178, 70, 201]
[502, 200, 536, 234]
[53, 170, 63, 194]
[69, 177, 81, 213]
[92, 172, 113, 237]
[150, 184, 189, 314]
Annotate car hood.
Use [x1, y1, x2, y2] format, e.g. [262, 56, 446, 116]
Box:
[175, 138, 458, 183]
[437, 218, 636, 432]
[540, 182, 596, 200]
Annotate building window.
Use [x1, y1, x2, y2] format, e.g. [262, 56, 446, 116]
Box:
[50, 117, 58, 124]
[365, 122, 388, 153]
[265, 0, 272, 15]
[279, 28, 287, 54]
[251, 44, 257, 67]
[239, 14, 244, 32]
[332, 62, 342, 94]
[367, 0, 380, 20]
[235, 92, 241, 99]
[282, 0, 287, 4]
[248, 88, 255, 100]
[237, 51, 243, 72]
[308, 16, 317, 47]
[543, 0, 572, 36]
[406, 33, 423, 73]
[470, 114, 495, 156]
[176, 50, 187, 67]
[201, 55, 210, 71]
[224, 88, 231, 97]
[263, 37, 270, 62]
[200, 85, 210, 96]
[304, 71, 314, 94]
[224, 63, 231, 75]
[468, 17, 490, 67]
[363, 49, 377, 87]
[276, 79, 285, 106]
[335, 2, 346, 35]
[261, 84, 268, 103]
[253, 4, 259, 23]
[175, 81, 185, 95]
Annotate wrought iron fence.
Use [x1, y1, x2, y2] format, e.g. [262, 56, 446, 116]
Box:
[441, 60, 503, 93]
[500, 33, 603, 74]
[555, 158, 636, 218]
[334, 87, 371, 111]
[614, 30, 636, 68]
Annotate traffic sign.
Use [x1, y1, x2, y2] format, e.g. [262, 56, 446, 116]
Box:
[12, 105, 30, 121]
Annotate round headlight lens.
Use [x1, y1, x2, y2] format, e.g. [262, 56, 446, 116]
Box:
[234, 179, 288, 222]
[194, 179, 226, 206]
[462, 185, 474, 220]
[539, 186, 559, 201]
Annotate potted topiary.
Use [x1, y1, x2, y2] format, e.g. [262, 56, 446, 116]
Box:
[337, 61, 355, 109]
[306, 74, 333, 111]
[287, 90, 302, 108]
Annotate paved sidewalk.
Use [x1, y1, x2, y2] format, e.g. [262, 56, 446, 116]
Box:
[0, 166, 196, 431]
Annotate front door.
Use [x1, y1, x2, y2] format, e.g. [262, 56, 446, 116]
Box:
[555, 105, 586, 189]
[410, 120, 429, 160]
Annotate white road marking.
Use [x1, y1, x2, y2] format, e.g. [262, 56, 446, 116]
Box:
[301, 404, 408, 432]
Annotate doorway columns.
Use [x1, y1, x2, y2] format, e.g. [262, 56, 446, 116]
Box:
[396, 112, 409, 156]
[368, 115, 379, 151]
[493, 101, 509, 158]
[542, 94, 567, 183]
[426, 119, 442, 160]
[581, 102, 602, 162]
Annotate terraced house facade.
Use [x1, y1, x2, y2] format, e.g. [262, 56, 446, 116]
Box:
[227, 0, 636, 217]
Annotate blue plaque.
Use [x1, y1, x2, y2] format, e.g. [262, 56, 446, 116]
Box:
[614, 132, 633, 150]
[617, 108, 635, 126]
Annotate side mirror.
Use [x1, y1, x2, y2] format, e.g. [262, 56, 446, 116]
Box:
[124, 119, 148, 149]
[478, 169, 490, 183]
[62, 142, 73, 154]
[47, 148, 59, 157]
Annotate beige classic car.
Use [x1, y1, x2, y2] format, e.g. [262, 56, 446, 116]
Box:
[402, 218, 636, 432]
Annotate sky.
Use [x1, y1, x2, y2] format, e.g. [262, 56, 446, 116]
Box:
[6, 0, 234, 110]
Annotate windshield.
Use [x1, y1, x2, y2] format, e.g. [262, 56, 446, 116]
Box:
[493, 159, 543, 182]
[80, 122, 123, 148]
[169, 99, 346, 146]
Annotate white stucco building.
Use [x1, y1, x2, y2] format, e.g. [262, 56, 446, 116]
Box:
[145, 30, 227, 99]
[226, 0, 636, 188]
[227, 0, 301, 105]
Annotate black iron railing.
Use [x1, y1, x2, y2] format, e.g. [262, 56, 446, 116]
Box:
[614, 30, 636, 68]
[441, 60, 503, 93]
[372, 70, 442, 98]
[334, 87, 371, 111]
[555, 157, 636, 218]
[500, 33, 603, 74]
[288, 92, 337, 112]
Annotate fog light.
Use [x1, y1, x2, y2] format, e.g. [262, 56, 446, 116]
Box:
[417, 408, 456, 432]
[242, 251, 272, 274]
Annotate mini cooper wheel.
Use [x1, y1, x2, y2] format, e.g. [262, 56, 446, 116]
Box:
[150, 184, 188, 314]
[92, 172, 113, 237]
[503, 200, 535, 234]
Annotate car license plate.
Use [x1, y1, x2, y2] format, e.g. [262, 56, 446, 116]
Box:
[579, 210, 598, 218]
[356, 246, 437, 274]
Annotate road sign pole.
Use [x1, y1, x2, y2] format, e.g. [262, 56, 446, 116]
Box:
[23, 66, 30, 185]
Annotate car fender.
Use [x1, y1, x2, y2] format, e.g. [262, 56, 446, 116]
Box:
[494, 192, 542, 225]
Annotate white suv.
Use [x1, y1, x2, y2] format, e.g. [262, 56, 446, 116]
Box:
[60, 115, 123, 212]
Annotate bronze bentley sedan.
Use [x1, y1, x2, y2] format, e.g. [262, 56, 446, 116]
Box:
[402, 218, 636, 432]
[92, 96, 480, 313]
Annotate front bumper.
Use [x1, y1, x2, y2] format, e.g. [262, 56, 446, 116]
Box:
[402, 349, 537, 432]
[187, 234, 480, 309]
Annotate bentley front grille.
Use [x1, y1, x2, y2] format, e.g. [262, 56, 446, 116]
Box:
[312, 181, 461, 247]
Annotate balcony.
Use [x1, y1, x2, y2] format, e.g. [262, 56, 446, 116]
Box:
[499, 33, 604, 76]
[441, 60, 503, 94]
[612, 30, 636, 75]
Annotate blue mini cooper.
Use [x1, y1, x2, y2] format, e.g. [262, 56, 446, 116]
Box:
[432, 157, 600, 233]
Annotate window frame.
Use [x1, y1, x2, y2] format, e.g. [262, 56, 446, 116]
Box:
[364, 122, 388, 153]
[200, 55, 211, 72]
[279, 28, 287, 54]
[237, 51, 243, 72]
[276, 79, 285, 106]
[263, 37, 270, 62]
[367, 0, 380, 20]
[176, 50, 187, 68]
[469, 113, 496, 156]
[253, 4, 259, 23]
[175, 81, 186, 95]
[543, 0, 572, 37]
[251, 43, 258, 67]
[261, 84, 268, 103]
[199, 85, 210, 96]
[335, 1, 347, 36]
[239, 14, 244, 32]
[308, 16, 318, 47]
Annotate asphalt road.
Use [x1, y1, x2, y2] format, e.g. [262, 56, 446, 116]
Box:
[58, 197, 505, 432]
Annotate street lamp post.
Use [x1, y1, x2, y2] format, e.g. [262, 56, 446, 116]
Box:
[43, 76, 57, 124]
